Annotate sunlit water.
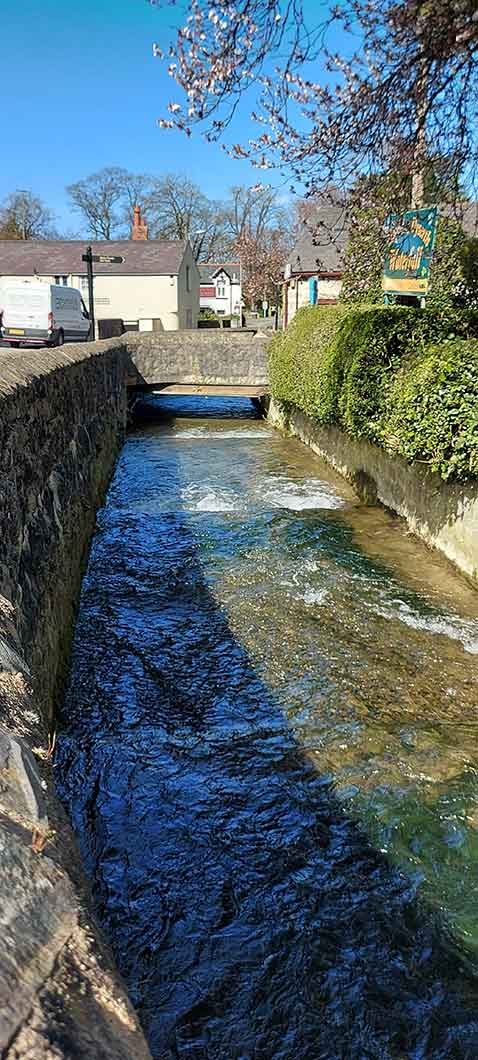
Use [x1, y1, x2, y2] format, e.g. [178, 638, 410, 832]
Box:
[57, 397, 478, 1058]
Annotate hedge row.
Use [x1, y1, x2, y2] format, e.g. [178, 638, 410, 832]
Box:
[269, 305, 478, 481]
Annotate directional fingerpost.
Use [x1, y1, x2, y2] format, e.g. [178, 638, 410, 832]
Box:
[81, 247, 126, 339]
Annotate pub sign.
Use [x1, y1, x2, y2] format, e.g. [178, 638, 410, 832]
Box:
[382, 206, 438, 297]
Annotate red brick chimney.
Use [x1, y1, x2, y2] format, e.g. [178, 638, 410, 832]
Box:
[131, 204, 148, 241]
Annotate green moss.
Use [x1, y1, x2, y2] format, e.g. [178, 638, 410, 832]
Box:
[269, 304, 478, 482]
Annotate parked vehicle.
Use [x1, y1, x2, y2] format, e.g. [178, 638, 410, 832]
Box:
[0, 281, 91, 347]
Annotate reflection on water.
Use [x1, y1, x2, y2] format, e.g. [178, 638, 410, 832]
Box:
[58, 397, 478, 1058]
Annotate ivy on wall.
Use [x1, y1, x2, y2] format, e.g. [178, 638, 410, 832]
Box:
[269, 305, 478, 481]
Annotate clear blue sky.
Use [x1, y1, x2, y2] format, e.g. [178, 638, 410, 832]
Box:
[1, 0, 299, 233]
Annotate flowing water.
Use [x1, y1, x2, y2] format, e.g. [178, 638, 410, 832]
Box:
[57, 397, 478, 1058]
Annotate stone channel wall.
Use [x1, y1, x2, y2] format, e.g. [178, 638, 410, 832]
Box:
[0, 341, 152, 1059]
[267, 398, 478, 585]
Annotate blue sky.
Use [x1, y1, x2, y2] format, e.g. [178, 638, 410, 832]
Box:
[1, 0, 301, 233]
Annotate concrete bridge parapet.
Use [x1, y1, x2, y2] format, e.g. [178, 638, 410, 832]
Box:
[124, 328, 270, 390]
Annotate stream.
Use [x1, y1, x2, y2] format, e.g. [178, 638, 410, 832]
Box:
[57, 397, 478, 1058]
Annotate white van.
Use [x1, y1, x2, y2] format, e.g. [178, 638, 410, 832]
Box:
[0, 282, 91, 347]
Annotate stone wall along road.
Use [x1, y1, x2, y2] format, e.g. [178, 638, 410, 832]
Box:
[0, 339, 151, 1060]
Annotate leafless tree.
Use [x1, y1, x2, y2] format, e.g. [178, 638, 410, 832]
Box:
[66, 167, 131, 239]
[65, 165, 292, 263]
[145, 173, 228, 258]
[238, 226, 290, 308]
[223, 184, 287, 243]
[119, 172, 156, 224]
[0, 190, 56, 239]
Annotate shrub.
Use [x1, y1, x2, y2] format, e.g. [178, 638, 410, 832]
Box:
[269, 305, 347, 415]
[269, 304, 478, 481]
[383, 340, 478, 481]
[318, 306, 411, 437]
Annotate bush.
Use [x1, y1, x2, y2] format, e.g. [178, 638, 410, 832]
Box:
[269, 305, 347, 415]
[383, 340, 478, 480]
[269, 304, 478, 481]
[317, 306, 409, 436]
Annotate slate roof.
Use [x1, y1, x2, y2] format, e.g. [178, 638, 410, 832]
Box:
[198, 262, 241, 283]
[287, 206, 349, 275]
[0, 239, 189, 276]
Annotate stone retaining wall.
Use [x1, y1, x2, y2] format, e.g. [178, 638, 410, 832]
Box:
[267, 398, 478, 585]
[0, 340, 151, 1059]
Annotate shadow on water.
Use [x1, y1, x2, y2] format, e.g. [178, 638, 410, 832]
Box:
[57, 397, 478, 1060]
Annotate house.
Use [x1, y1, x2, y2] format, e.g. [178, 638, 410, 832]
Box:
[199, 261, 242, 317]
[0, 209, 200, 332]
[283, 205, 349, 327]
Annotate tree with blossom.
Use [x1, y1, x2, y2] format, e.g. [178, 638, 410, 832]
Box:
[154, 1, 478, 204]
[237, 226, 290, 309]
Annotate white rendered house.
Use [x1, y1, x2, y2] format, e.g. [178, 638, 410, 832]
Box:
[199, 262, 242, 317]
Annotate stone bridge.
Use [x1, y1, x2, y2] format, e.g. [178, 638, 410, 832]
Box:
[125, 328, 270, 398]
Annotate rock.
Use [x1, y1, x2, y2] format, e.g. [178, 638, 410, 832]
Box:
[0, 828, 76, 1051]
[0, 726, 48, 829]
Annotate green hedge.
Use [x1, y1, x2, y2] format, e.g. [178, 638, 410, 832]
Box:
[383, 340, 478, 480]
[269, 305, 347, 416]
[269, 304, 478, 481]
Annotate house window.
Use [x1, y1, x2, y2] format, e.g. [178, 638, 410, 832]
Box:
[80, 276, 89, 291]
[217, 284, 226, 297]
[54, 275, 68, 286]
[186, 265, 190, 292]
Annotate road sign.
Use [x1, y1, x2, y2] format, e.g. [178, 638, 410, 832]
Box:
[383, 206, 438, 298]
[81, 253, 125, 264]
[81, 246, 125, 340]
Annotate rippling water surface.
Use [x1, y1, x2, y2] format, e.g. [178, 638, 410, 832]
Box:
[58, 397, 478, 1058]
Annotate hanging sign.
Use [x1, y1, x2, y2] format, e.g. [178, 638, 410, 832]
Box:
[382, 206, 438, 297]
